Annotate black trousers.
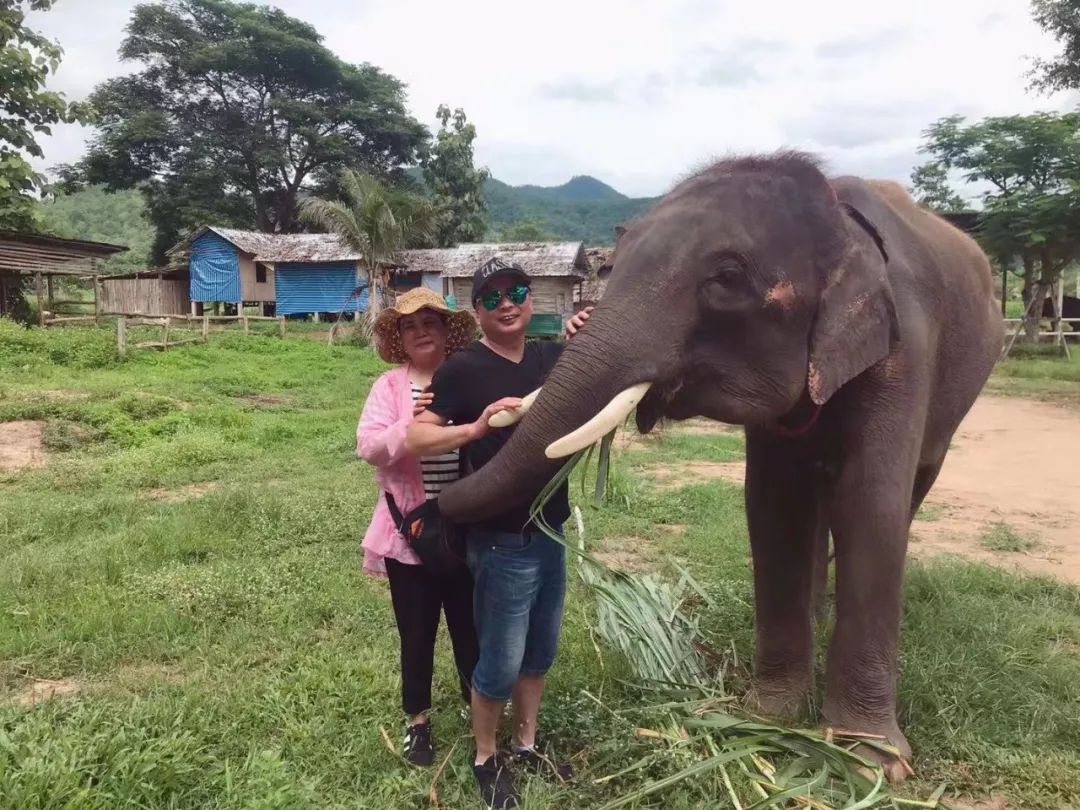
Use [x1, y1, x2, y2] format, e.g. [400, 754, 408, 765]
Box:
[385, 558, 478, 717]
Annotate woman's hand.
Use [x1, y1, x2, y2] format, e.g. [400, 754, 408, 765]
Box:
[413, 389, 434, 417]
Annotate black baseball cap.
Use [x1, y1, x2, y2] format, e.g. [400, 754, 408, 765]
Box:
[470, 257, 531, 303]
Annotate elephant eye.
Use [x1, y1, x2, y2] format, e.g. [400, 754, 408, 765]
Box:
[711, 267, 742, 287]
[708, 258, 747, 290]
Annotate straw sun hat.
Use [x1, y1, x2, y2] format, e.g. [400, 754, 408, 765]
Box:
[372, 288, 477, 365]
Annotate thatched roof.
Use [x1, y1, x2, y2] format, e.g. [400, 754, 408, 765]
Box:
[397, 242, 588, 279]
[169, 226, 363, 263]
[169, 229, 590, 280]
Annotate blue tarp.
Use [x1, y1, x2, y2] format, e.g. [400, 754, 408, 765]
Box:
[189, 232, 241, 303]
[275, 263, 362, 315]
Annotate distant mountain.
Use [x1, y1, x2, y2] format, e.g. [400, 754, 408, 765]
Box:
[483, 175, 656, 244]
[39, 186, 154, 274]
[511, 175, 628, 204]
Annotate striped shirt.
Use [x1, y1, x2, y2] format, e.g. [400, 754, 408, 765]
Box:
[410, 383, 461, 499]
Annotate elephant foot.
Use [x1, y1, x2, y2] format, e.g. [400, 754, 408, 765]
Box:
[823, 718, 913, 784]
[745, 674, 811, 722]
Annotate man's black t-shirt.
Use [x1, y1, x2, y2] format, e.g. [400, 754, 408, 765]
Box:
[428, 339, 570, 534]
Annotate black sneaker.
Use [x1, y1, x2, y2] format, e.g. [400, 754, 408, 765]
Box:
[403, 722, 434, 766]
[513, 742, 574, 782]
[472, 753, 518, 809]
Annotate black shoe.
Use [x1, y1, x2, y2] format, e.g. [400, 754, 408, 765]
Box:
[403, 721, 434, 766]
[472, 753, 518, 809]
[513, 742, 574, 782]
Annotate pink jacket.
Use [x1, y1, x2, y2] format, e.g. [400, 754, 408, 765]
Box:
[356, 365, 426, 576]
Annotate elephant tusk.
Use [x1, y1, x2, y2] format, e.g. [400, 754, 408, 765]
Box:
[545, 382, 652, 459]
[488, 387, 541, 428]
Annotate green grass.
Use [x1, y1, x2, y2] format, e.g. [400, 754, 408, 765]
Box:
[980, 522, 1041, 553]
[916, 504, 946, 522]
[989, 347, 1080, 401]
[2, 321, 1079, 808]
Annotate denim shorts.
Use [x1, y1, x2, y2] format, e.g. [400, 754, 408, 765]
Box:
[465, 526, 566, 701]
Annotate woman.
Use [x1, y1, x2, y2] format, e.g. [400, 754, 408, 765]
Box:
[356, 287, 479, 767]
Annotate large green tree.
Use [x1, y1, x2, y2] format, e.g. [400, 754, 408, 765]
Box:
[1029, 0, 1080, 93]
[915, 112, 1080, 340]
[0, 0, 80, 231]
[74, 0, 428, 262]
[422, 105, 488, 246]
[909, 163, 966, 213]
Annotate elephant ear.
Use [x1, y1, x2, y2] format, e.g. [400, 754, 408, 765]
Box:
[807, 203, 900, 405]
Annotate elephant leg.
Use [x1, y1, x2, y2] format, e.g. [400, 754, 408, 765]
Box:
[908, 458, 945, 523]
[810, 519, 831, 622]
[744, 429, 822, 721]
[823, 422, 918, 782]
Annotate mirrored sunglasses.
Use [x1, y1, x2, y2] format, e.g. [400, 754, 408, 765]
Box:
[478, 283, 530, 311]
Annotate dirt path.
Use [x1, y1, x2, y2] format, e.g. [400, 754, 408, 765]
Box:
[0, 420, 46, 472]
[644, 397, 1080, 584]
[910, 396, 1080, 583]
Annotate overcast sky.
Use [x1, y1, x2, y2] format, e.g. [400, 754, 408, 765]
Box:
[27, 0, 1076, 198]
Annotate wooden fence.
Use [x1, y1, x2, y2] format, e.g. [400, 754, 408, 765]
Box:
[113, 314, 287, 356]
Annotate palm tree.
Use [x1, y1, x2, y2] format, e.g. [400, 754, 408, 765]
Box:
[299, 169, 437, 334]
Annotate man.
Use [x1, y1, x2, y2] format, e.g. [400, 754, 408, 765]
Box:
[406, 257, 590, 809]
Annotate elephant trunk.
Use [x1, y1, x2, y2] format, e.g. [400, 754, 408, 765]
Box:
[438, 303, 657, 524]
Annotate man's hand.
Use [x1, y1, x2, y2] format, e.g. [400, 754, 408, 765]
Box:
[412, 389, 434, 417]
[470, 397, 523, 439]
[565, 306, 593, 339]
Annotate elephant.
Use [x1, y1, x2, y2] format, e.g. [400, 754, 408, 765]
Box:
[438, 152, 1004, 781]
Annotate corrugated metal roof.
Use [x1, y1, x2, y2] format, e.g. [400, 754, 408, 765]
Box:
[169, 226, 363, 263]
[396, 242, 587, 279]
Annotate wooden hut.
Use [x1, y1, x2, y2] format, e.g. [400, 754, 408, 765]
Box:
[0, 230, 127, 324]
[100, 268, 190, 315]
[168, 227, 379, 317]
[397, 242, 589, 338]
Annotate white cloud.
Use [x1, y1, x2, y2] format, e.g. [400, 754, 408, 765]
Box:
[25, 0, 1073, 198]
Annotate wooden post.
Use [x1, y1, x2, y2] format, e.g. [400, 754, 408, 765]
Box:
[278, 316, 286, 338]
[0, 272, 7, 317]
[161, 317, 171, 350]
[313, 311, 320, 323]
[1000, 265, 1008, 317]
[34, 272, 45, 326]
[242, 315, 249, 335]
[93, 276, 102, 325]
[202, 314, 210, 342]
[117, 317, 127, 357]
[1056, 278, 1071, 360]
[190, 300, 197, 316]
[46, 274, 54, 313]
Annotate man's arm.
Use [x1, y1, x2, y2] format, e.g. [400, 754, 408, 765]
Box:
[564, 306, 593, 339]
[405, 398, 523, 456]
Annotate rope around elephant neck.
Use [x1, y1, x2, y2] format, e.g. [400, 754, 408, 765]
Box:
[768, 400, 823, 439]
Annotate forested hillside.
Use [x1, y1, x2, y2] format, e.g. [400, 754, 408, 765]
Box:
[36, 174, 656, 268]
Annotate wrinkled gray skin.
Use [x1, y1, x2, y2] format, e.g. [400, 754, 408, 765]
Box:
[438, 153, 1003, 780]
